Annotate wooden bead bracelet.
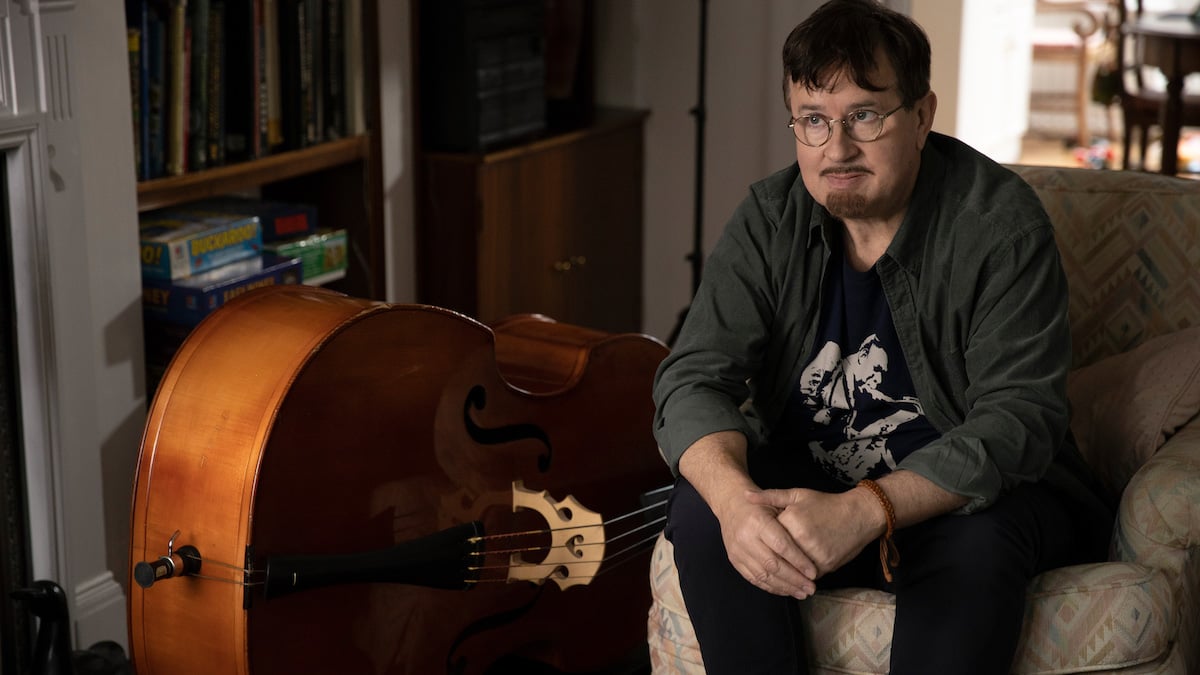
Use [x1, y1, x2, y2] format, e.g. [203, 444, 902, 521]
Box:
[858, 478, 900, 582]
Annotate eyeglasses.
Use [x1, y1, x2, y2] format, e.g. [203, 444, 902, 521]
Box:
[788, 103, 906, 147]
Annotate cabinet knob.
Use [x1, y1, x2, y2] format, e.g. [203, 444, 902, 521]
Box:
[553, 256, 587, 273]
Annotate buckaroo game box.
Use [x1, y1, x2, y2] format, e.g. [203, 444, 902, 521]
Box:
[139, 210, 262, 280]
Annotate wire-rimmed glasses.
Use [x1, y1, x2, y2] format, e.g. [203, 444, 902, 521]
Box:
[788, 103, 906, 147]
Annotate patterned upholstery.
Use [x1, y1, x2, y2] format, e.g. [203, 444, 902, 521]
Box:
[649, 538, 1176, 674]
[1016, 166, 1200, 369]
[646, 166, 1200, 674]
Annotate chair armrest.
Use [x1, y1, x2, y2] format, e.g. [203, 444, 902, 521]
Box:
[1034, 0, 1107, 40]
[1113, 415, 1200, 579]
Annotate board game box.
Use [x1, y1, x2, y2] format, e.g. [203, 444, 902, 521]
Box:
[142, 253, 302, 326]
[262, 229, 347, 284]
[139, 210, 262, 280]
[166, 196, 318, 242]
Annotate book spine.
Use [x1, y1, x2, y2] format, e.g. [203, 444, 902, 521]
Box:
[127, 26, 142, 180]
[188, 0, 209, 170]
[221, 0, 256, 161]
[323, 0, 344, 140]
[147, 5, 166, 178]
[206, 0, 226, 166]
[127, 0, 155, 180]
[343, 0, 363, 136]
[255, 0, 270, 156]
[306, 0, 322, 144]
[264, 0, 283, 149]
[166, 0, 189, 176]
[279, 0, 298, 149]
[298, 1, 314, 147]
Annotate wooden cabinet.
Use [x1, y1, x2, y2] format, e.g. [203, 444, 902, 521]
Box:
[418, 108, 647, 333]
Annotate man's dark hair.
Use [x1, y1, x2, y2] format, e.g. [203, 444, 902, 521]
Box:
[781, 0, 931, 110]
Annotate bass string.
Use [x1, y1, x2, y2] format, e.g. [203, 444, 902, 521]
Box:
[464, 529, 665, 585]
[466, 496, 668, 545]
[468, 514, 665, 559]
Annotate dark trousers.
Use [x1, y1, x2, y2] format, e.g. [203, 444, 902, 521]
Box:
[665, 454, 1107, 674]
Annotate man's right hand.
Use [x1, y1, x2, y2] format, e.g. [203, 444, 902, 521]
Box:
[677, 430, 818, 599]
[716, 491, 819, 599]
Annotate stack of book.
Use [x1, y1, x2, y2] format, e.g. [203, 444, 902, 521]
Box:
[139, 197, 352, 392]
[125, 0, 367, 181]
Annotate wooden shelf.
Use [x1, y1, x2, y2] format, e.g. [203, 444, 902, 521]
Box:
[136, 135, 370, 212]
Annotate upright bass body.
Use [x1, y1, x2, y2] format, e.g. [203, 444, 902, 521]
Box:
[128, 285, 671, 674]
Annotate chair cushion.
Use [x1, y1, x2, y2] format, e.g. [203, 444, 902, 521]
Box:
[1013, 563, 1175, 674]
[648, 536, 704, 674]
[648, 535, 1173, 674]
[1067, 326, 1200, 500]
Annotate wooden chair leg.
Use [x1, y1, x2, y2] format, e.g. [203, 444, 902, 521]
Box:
[1123, 126, 1133, 169]
[1138, 126, 1150, 170]
[1075, 47, 1091, 147]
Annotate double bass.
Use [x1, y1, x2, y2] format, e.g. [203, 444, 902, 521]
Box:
[128, 285, 673, 674]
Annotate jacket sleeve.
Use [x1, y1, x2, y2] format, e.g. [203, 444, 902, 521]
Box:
[652, 191, 785, 475]
[897, 220, 1073, 513]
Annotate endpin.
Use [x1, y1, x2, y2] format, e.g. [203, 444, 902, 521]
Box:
[134, 530, 202, 589]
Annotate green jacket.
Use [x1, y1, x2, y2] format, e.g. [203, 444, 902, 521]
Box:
[654, 132, 1110, 523]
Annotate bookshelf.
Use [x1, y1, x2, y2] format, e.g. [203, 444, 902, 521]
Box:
[129, 0, 385, 301]
[135, 136, 367, 211]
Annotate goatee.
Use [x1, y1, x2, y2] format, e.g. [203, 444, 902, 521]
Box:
[825, 190, 869, 219]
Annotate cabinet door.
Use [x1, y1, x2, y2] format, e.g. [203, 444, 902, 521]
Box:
[476, 150, 573, 323]
[475, 122, 643, 332]
[563, 123, 643, 333]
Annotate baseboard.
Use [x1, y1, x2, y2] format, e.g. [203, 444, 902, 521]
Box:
[73, 571, 128, 653]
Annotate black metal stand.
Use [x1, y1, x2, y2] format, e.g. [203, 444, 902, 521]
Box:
[667, 0, 709, 347]
[11, 580, 133, 675]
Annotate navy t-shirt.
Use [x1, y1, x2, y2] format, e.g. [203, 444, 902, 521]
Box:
[781, 243, 941, 485]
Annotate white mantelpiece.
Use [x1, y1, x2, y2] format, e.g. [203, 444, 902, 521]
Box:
[5, 0, 143, 652]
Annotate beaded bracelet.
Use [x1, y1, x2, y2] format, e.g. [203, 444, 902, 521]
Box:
[858, 478, 900, 582]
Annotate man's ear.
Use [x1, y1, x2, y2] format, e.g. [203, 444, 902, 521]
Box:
[916, 91, 937, 148]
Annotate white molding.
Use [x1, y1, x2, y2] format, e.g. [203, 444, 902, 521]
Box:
[72, 571, 126, 650]
[0, 121, 63, 587]
[0, 0, 49, 120]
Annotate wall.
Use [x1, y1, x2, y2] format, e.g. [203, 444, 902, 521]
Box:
[380, 0, 417, 303]
[594, 0, 820, 342]
[911, 0, 1033, 162]
[71, 1, 146, 649]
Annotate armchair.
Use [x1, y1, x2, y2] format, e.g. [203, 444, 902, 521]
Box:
[647, 165, 1200, 674]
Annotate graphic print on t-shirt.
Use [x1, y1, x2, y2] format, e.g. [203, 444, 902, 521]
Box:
[798, 335, 926, 484]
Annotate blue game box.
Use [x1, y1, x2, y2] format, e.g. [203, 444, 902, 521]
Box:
[142, 253, 302, 326]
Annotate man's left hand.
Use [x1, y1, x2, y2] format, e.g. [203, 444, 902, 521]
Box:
[745, 486, 886, 578]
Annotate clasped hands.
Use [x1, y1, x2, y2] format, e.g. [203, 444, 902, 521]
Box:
[719, 486, 884, 599]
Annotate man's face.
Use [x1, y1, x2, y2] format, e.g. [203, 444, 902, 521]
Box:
[787, 55, 935, 228]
